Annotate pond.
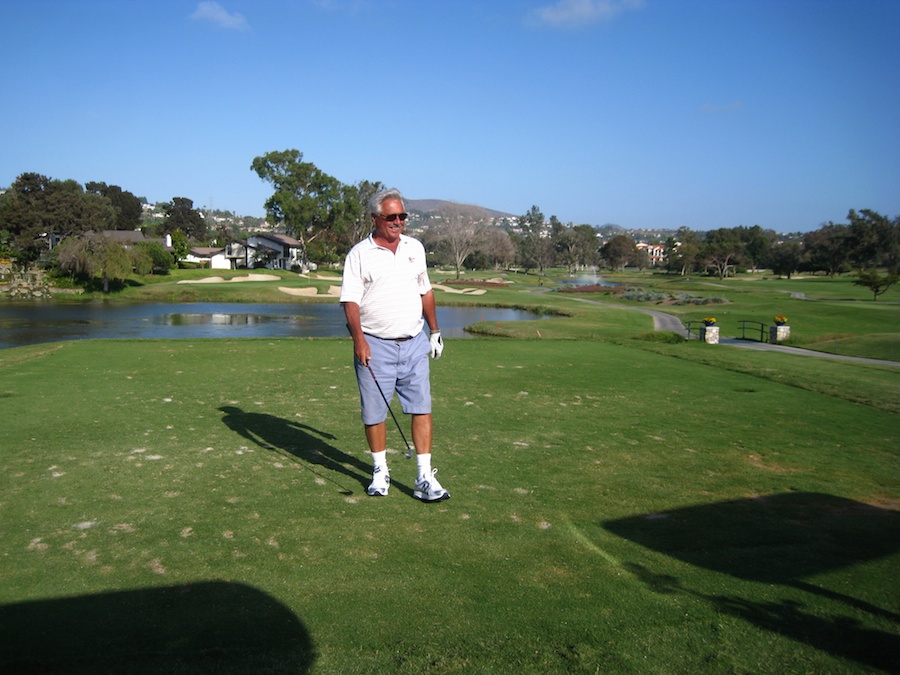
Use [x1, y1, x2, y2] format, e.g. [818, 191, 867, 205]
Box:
[0, 302, 545, 350]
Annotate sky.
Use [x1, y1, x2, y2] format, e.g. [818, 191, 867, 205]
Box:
[3, 0, 899, 233]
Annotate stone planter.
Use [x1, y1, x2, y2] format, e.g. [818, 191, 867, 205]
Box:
[770, 324, 790, 343]
[700, 325, 720, 344]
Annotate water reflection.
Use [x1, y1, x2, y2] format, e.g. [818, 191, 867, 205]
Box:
[0, 302, 544, 349]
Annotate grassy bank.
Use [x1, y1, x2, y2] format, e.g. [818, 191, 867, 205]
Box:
[1, 336, 897, 673]
[46, 267, 900, 361]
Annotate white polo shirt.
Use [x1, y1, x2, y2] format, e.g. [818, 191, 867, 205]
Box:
[340, 234, 432, 339]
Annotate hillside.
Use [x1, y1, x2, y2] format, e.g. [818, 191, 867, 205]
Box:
[406, 199, 515, 220]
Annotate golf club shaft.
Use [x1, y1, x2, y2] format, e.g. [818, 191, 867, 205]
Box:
[367, 364, 414, 459]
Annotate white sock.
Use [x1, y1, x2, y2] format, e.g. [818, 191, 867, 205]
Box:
[416, 453, 432, 477]
[371, 451, 388, 472]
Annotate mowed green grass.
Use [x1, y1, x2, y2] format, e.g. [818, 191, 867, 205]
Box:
[1, 336, 897, 673]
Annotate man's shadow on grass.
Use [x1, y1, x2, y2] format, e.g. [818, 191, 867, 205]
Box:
[218, 406, 377, 495]
[602, 492, 900, 672]
[1, 581, 315, 673]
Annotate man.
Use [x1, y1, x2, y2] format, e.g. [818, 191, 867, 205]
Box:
[340, 188, 450, 502]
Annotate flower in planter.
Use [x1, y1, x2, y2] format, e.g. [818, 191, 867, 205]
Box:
[702, 317, 717, 326]
[774, 315, 788, 325]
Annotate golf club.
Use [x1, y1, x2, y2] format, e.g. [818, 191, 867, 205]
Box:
[366, 363, 414, 459]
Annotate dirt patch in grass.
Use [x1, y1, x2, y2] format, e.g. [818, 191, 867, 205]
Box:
[443, 280, 509, 287]
[744, 453, 800, 474]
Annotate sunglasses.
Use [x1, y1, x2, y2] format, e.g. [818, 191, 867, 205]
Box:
[378, 212, 408, 222]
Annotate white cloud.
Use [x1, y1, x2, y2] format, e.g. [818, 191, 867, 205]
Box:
[189, 2, 249, 31]
[529, 0, 645, 28]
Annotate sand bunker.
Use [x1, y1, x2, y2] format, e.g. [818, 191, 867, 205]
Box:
[432, 284, 488, 296]
[177, 274, 280, 284]
[278, 285, 341, 297]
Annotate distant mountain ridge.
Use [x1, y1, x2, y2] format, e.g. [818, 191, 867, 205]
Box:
[406, 199, 515, 220]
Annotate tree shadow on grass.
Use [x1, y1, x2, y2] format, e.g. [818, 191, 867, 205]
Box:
[603, 492, 900, 671]
[0, 581, 315, 673]
[218, 405, 376, 496]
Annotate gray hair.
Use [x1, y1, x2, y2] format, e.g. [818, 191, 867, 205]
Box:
[369, 187, 405, 215]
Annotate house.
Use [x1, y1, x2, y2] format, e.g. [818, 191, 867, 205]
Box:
[184, 247, 230, 269]
[636, 242, 666, 267]
[100, 230, 149, 247]
[96, 230, 173, 253]
[225, 233, 307, 271]
[83, 230, 308, 271]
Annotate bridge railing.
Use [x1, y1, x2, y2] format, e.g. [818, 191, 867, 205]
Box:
[737, 320, 770, 342]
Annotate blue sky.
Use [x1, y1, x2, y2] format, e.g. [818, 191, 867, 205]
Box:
[3, 0, 898, 232]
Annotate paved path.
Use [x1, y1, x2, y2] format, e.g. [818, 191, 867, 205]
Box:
[718, 337, 900, 366]
[560, 295, 689, 334]
[554, 294, 900, 367]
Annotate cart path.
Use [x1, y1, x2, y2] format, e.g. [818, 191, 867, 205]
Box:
[557, 295, 900, 367]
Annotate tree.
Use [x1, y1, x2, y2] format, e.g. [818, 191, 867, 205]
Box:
[132, 246, 153, 276]
[0, 228, 13, 258]
[664, 228, 702, 276]
[517, 205, 545, 271]
[556, 225, 599, 273]
[853, 268, 900, 301]
[601, 234, 638, 272]
[847, 209, 899, 272]
[0, 173, 116, 262]
[85, 182, 143, 230]
[340, 180, 384, 252]
[135, 241, 174, 274]
[56, 232, 133, 292]
[251, 149, 349, 264]
[802, 223, 849, 276]
[170, 229, 190, 262]
[740, 225, 776, 272]
[768, 241, 802, 278]
[308, 181, 367, 264]
[481, 227, 516, 270]
[163, 197, 206, 241]
[703, 228, 745, 280]
[430, 203, 487, 279]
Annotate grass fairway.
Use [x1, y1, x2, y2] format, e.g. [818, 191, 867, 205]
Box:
[1, 337, 898, 673]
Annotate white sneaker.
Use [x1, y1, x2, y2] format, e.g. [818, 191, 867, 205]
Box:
[367, 466, 390, 496]
[413, 468, 450, 502]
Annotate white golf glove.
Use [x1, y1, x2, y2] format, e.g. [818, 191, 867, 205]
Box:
[429, 330, 444, 359]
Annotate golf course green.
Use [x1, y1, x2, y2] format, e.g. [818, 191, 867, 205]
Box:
[1, 269, 897, 673]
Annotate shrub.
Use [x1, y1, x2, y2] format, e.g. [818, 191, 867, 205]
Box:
[620, 288, 669, 302]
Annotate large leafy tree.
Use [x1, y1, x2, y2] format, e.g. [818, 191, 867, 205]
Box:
[601, 234, 638, 272]
[163, 197, 206, 241]
[517, 205, 545, 271]
[703, 228, 745, 280]
[56, 232, 133, 292]
[664, 227, 702, 276]
[0, 173, 115, 262]
[768, 241, 803, 278]
[338, 179, 383, 253]
[802, 223, 850, 276]
[135, 241, 174, 274]
[853, 269, 900, 301]
[846, 209, 899, 272]
[309, 181, 368, 264]
[739, 225, 777, 272]
[556, 224, 599, 273]
[251, 149, 354, 263]
[85, 182, 143, 231]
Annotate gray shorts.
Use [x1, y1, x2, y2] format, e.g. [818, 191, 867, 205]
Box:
[355, 331, 431, 425]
